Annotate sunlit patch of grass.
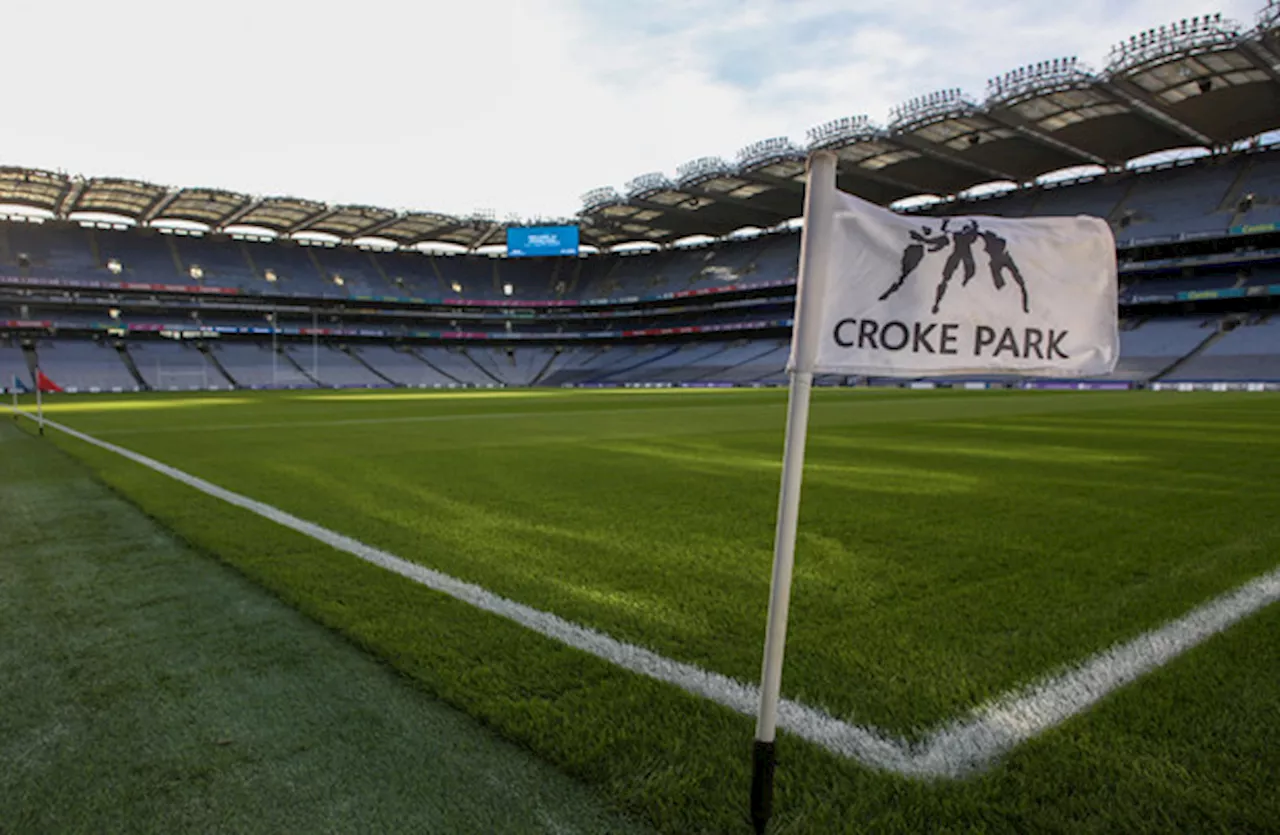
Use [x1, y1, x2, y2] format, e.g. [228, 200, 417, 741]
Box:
[12, 396, 253, 414]
[295, 390, 562, 402]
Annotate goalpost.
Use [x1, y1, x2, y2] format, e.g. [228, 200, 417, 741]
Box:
[153, 362, 215, 391]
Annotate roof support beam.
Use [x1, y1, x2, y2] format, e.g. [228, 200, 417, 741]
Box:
[288, 206, 340, 236]
[141, 190, 182, 225]
[412, 220, 470, 246]
[733, 168, 806, 194]
[1237, 40, 1280, 86]
[590, 199, 714, 239]
[352, 213, 410, 240]
[55, 178, 87, 219]
[633, 190, 787, 228]
[982, 109, 1108, 167]
[1099, 80, 1216, 147]
[218, 199, 265, 232]
[829, 161, 934, 197]
[887, 133, 1020, 183]
[679, 182, 801, 219]
[468, 222, 504, 251]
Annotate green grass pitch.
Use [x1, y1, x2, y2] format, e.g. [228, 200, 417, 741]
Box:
[14, 387, 1280, 833]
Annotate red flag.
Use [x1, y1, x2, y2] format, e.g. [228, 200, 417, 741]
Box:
[36, 370, 63, 393]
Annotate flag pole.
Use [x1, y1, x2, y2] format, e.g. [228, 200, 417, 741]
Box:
[36, 366, 44, 436]
[751, 150, 839, 834]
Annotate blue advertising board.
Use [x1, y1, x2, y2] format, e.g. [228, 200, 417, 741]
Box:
[507, 225, 579, 257]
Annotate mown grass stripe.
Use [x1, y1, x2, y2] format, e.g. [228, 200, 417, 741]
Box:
[17, 409, 1279, 780]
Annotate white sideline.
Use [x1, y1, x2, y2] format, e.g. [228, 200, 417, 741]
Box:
[17, 410, 1280, 779]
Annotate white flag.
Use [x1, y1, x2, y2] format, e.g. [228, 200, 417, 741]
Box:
[792, 190, 1118, 378]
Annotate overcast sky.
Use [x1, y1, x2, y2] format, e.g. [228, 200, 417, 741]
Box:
[2, 0, 1263, 220]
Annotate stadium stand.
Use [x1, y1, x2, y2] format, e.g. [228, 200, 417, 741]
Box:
[207, 343, 314, 389]
[409, 347, 504, 386]
[1164, 317, 1280, 381]
[1, 337, 30, 388]
[1105, 318, 1221, 381]
[282, 344, 387, 388]
[30, 339, 140, 393]
[7, 8, 1280, 391]
[128, 340, 226, 391]
[349, 345, 457, 387]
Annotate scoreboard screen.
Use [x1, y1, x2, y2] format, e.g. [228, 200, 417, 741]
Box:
[507, 225, 579, 257]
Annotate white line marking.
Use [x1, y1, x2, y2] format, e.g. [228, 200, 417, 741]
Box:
[16, 411, 1279, 778]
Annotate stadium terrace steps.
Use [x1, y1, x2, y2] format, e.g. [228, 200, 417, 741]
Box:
[344, 346, 400, 387]
[281, 345, 347, 388]
[687, 340, 789, 383]
[200, 344, 241, 388]
[354, 345, 454, 387]
[594, 342, 733, 384]
[129, 341, 226, 391]
[460, 348, 506, 385]
[1152, 326, 1226, 382]
[404, 347, 473, 385]
[292, 344, 387, 388]
[208, 343, 312, 390]
[0, 338, 29, 390]
[1165, 318, 1280, 381]
[1103, 318, 1220, 382]
[583, 344, 684, 384]
[31, 339, 141, 393]
[117, 344, 151, 391]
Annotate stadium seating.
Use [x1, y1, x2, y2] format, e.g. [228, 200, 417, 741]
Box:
[1110, 164, 1240, 242]
[9, 149, 1280, 391]
[1103, 318, 1219, 381]
[1163, 317, 1280, 381]
[1, 337, 30, 390]
[31, 339, 141, 393]
[409, 347, 504, 386]
[353, 344, 464, 387]
[127, 341, 227, 390]
[283, 344, 387, 388]
[206, 343, 315, 389]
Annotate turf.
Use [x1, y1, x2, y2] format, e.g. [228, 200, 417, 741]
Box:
[0, 420, 648, 834]
[13, 387, 1280, 833]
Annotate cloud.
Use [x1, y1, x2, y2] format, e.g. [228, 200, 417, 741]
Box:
[0, 0, 1265, 221]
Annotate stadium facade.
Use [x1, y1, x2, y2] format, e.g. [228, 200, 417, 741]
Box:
[4, 4, 1280, 393]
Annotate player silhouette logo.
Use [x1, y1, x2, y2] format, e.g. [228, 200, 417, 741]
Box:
[878, 218, 1030, 314]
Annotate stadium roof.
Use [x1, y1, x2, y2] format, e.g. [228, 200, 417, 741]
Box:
[3, 5, 1280, 250]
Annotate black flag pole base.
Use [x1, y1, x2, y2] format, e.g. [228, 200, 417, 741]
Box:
[750, 739, 776, 834]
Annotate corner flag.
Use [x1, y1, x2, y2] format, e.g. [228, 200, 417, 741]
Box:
[749, 151, 1118, 833]
[11, 374, 28, 394]
[36, 369, 63, 394]
[794, 178, 1117, 378]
